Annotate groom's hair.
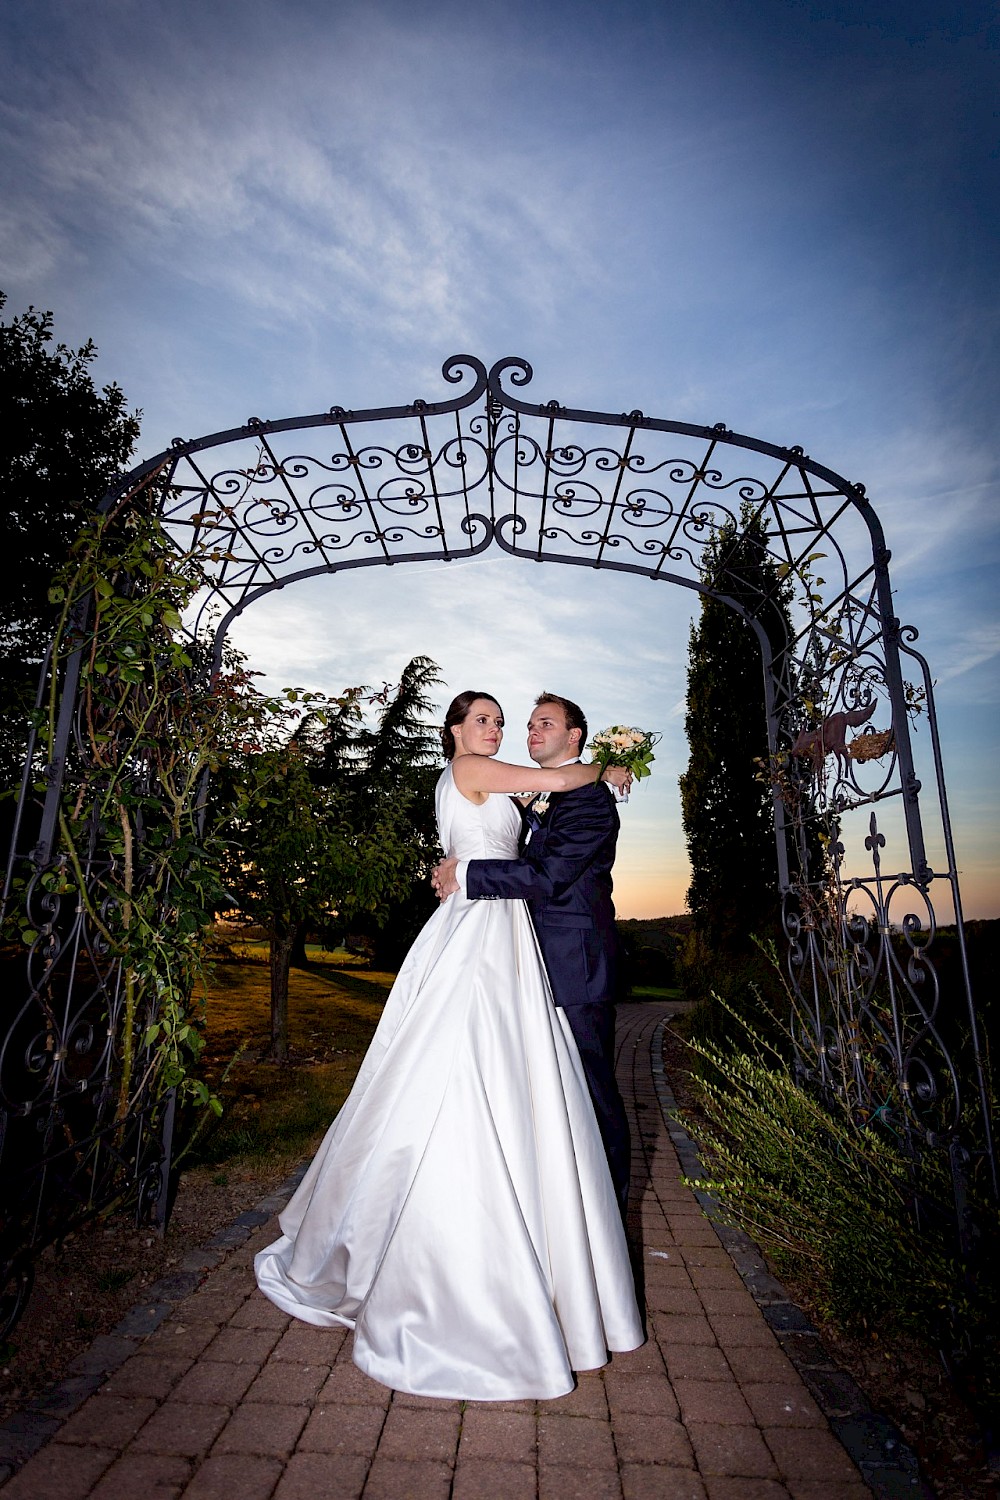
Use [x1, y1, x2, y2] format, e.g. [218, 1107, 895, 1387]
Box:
[535, 692, 587, 750]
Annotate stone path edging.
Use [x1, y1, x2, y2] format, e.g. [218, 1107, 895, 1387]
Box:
[650, 1019, 934, 1500]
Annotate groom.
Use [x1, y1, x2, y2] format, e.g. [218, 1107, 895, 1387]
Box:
[432, 692, 631, 1214]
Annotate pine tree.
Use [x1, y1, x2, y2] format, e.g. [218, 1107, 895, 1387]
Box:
[679, 507, 792, 973]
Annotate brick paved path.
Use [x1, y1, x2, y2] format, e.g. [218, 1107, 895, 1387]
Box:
[1, 1002, 880, 1500]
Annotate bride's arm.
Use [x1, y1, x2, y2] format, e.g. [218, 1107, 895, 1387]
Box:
[452, 754, 626, 796]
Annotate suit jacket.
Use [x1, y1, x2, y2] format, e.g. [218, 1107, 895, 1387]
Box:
[465, 781, 620, 1010]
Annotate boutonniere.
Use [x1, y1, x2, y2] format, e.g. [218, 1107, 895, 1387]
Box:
[533, 794, 551, 818]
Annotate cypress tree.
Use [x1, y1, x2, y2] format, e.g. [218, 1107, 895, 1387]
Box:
[679, 506, 793, 974]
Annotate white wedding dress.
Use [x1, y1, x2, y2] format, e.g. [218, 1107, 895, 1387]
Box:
[254, 765, 644, 1399]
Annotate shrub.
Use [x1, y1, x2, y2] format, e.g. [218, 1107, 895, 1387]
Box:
[678, 996, 999, 1413]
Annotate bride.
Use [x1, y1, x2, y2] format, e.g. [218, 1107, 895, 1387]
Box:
[255, 690, 645, 1400]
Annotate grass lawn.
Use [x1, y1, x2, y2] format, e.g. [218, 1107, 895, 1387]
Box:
[185, 947, 394, 1181]
[628, 985, 684, 1002]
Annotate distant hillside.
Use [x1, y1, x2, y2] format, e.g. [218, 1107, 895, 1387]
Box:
[617, 915, 691, 953]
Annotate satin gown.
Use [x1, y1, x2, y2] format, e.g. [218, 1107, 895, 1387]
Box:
[254, 765, 644, 1400]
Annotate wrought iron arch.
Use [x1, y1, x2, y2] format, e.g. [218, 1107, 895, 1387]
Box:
[2, 354, 993, 1338]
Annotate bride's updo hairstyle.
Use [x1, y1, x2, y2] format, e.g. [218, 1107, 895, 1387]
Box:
[441, 691, 504, 761]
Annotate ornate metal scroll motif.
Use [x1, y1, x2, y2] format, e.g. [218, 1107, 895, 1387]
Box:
[1, 355, 992, 1336]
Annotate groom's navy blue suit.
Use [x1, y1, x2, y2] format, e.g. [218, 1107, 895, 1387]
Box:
[465, 781, 631, 1213]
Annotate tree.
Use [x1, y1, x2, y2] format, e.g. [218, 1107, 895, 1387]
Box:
[679, 506, 793, 977]
[308, 654, 445, 967]
[0, 294, 140, 804]
[221, 657, 445, 1060]
[221, 735, 418, 1063]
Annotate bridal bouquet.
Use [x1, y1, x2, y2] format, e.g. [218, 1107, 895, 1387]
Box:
[588, 725, 660, 782]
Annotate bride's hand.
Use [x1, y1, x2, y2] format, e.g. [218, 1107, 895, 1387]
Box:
[602, 766, 632, 793]
[431, 857, 460, 901]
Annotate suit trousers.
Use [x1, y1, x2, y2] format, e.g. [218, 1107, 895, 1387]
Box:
[561, 1001, 631, 1217]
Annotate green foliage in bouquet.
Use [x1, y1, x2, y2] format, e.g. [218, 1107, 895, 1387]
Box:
[588, 725, 659, 780]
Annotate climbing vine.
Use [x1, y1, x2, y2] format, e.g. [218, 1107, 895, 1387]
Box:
[11, 478, 333, 1123]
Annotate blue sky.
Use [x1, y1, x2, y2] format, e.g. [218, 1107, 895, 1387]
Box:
[2, 0, 997, 918]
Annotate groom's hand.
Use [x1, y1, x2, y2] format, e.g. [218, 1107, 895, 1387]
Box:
[431, 857, 460, 901]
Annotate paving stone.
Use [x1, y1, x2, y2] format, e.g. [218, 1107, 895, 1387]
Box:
[663, 1344, 732, 1382]
[178, 1249, 223, 1274]
[0, 1410, 61, 1465]
[170, 1358, 258, 1406]
[687, 1421, 780, 1478]
[112, 1302, 172, 1338]
[537, 1412, 617, 1469]
[763, 1425, 866, 1482]
[55, 1394, 157, 1448]
[25, 1373, 104, 1417]
[205, 1224, 251, 1249]
[457, 1408, 536, 1462]
[668, 1222, 720, 1247]
[642, 1258, 694, 1286]
[180, 1452, 283, 1499]
[763, 1304, 816, 1334]
[547, 1373, 609, 1418]
[182, 1288, 249, 1324]
[272, 1451, 369, 1500]
[201, 1326, 284, 1365]
[66, 1335, 138, 1378]
[703, 1479, 792, 1499]
[538, 1464, 622, 1498]
[390, 1391, 463, 1411]
[607, 1341, 667, 1377]
[603, 1371, 679, 1418]
[742, 1268, 794, 1303]
[724, 1346, 799, 1385]
[141, 1321, 220, 1361]
[644, 1284, 705, 1316]
[317, 1361, 392, 1407]
[621, 1466, 709, 1500]
[363, 1457, 453, 1499]
[376, 1404, 462, 1461]
[651, 1311, 717, 1346]
[297, 1400, 387, 1454]
[678, 1247, 731, 1269]
[102, 1354, 192, 1400]
[244, 1359, 327, 1405]
[697, 1286, 760, 1316]
[741, 1382, 826, 1428]
[774, 1332, 836, 1369]
[212, 1399, 309, 1456]
[612, 1412, 695, 1467]
[636, 1226, 676, 1249]
[796, 1367, 868, 1417]
[0, 1441, 114, 1499]
[234, 1209, 272, 1228]
[672, 1378, 754, 1426]
[227, 1296, 290, 1330]
[89, 1452, 192, 1499]
[253, 1194, 288, 1215]
[144, 1272, 203, 1302]
[464, 1398, 537, 1414]
[453, 1459, 536, 1500]
[271, 1322, 344, 1363]
[130, 1401, 229, 1458]
[707, 1313, 780, 1350]
[783, 1481, 871, 1499]
[687, 1263, 744, 1290]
